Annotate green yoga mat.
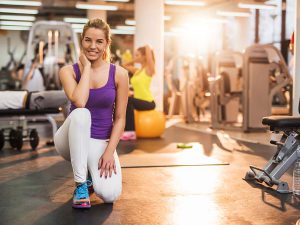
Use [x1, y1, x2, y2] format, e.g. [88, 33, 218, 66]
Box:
[119, 143, 229, 168]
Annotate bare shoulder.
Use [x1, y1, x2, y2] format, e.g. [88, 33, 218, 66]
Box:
[114, 64, 128, 87]
[115, 64, 128, 77]
[59, 64, 76, 80]
[59, 64, 74, 74]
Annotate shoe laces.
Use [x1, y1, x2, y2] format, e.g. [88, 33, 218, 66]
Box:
[75, 183, 88, 199]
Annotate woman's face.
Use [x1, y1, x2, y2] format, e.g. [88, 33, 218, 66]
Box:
[134, 50, 144, 63]
[81, 28, 108, 61]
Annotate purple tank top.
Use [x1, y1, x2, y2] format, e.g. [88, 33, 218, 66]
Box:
[70, 63, 116, 139]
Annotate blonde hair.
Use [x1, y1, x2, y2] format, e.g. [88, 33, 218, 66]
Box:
[81, 18, 111, 62]
[137, 46, 155, 65]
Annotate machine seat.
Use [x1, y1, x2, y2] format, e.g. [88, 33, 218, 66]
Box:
[0, 108, 61, 116]
[262, 116, 300, 128]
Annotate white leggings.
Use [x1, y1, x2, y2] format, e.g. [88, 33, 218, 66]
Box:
[54, 108, 122, 203]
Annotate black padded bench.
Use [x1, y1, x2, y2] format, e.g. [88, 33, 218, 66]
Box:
[0, 108, 61, 116]
[262, 116, 300, 131]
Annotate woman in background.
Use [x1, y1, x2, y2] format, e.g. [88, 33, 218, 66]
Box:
[121, 45, 155, 141]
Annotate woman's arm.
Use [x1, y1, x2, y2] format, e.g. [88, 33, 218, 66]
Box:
[144, 45, 155, 76]
[22, 61, 38, 88]
[98, 65, 129, 178]
[122, 60, 137, 74]
[59, 53, 91, 108]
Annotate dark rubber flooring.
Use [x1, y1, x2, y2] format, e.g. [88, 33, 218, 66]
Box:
[0, 123, 300, 225]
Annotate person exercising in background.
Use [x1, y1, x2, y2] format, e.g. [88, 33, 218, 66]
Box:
[22, 56, 45, 91]
[54, 18, 128, 209]
[121, 45, 156, 141]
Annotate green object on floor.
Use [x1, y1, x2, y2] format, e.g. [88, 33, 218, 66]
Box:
[177, 143, 193, 149]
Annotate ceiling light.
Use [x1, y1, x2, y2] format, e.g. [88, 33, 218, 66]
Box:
[238, 3, 276, 10]
[116, 25, 136, 31]
[125, 16, 171, 26]
[0, 15, 35, 21]
[165, 0, 206, 7]
[0, 25, 30, 30]
[0, 20, 33, 26]
[64, 17, 88, 23]
[125, 19, 135, 26]
[0, 8, 38, 14]
[217, 10, 250, 17]
[0, 1, 41, 6]
[73, 28, 82, 33]
[76, 2, 118, 11]
[265, 0, 276, 4]
[71, 24, 85, 29]
[164, 15, 172, 21]
[111, 29, 135, 35]
[104, 0, 129, 2]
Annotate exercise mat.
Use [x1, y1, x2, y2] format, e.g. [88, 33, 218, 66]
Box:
[119, 143, 229, 168]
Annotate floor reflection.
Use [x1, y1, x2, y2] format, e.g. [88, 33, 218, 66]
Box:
[168, 196, 222, 225]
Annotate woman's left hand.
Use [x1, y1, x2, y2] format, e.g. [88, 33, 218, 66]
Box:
[98, 151, 117, 178]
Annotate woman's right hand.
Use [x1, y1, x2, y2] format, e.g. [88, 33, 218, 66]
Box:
[128, 90, 134, 96]
[79, 52, 91, 68]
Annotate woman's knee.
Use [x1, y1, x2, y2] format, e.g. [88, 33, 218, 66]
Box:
[70, 108, 91, 127]
[93, 185, 121, 203]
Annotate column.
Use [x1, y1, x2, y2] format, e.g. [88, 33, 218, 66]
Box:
[134, 0, 164, 110]
[236, 17, 252, 52]
[87, 0, 107, 21]
[87, 10, 106, 21]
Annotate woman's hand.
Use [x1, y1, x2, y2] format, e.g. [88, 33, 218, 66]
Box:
[128, 90, 134, 96]
[98, 151, 117, 178]
[79, 52, 91, 68]
[31, 57, 39, 70]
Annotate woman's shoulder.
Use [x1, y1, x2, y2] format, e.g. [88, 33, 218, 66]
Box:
[60, 64, 74, 73]
[114, 64, 128, 76]
[59, 64, 77, 79]
[113, 64, 128, 84]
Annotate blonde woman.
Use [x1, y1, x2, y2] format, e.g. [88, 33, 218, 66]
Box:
[54, 19, 128, 208]
[121, 45, 155, 140]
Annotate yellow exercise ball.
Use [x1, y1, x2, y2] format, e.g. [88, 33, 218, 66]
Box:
[134, 110, 166, 138]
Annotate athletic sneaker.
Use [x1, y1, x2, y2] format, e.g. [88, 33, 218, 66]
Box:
[72, 182, 91, 209]
[120, 131, 136, 141]
[87, 172, 94, 194]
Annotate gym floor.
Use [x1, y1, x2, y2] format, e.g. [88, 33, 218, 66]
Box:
[0, 122, 300, 225]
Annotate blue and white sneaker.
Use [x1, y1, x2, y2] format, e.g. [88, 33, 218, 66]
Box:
[72, 182, 91, 209]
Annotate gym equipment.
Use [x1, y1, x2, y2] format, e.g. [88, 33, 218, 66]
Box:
[1, 127, 39, 151]
[0, 108, 61, 151]
[166, 56, 209, 122]
[24, 21, 80, 90]
[165, 57, 181, 117]
[0, 38, 19, 90]
[243, 44, 292, 130]
[210, 44, 292, 131]
[244, 100, 300, 193]
[210, 50, 243, 130]
[134, 110, 166, 138]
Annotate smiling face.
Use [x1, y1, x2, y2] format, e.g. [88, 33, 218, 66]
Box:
[81, 27, 108, 61]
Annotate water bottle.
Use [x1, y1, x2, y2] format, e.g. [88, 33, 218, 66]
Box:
[293, 149, 300, 195]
